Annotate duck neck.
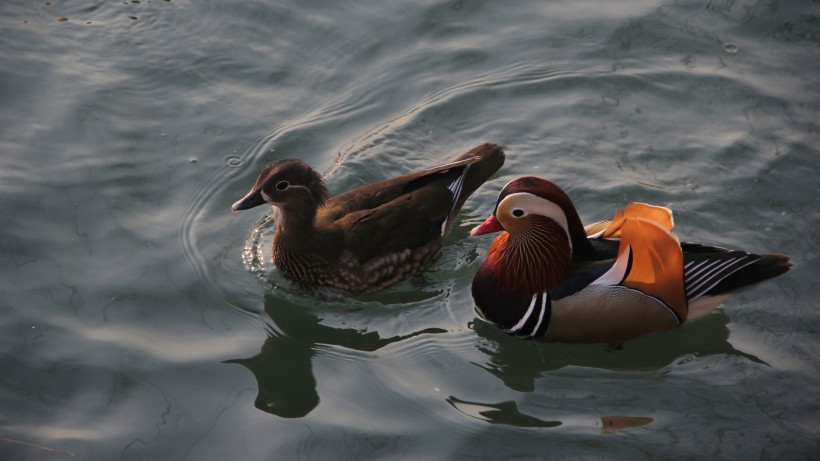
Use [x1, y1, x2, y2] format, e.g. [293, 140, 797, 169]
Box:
[565, 209, 597, 261]
[483, 218, 572, 296]
[272, 204, 319, 267]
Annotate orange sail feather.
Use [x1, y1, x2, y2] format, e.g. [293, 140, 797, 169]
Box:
[616, 211, 687, 321]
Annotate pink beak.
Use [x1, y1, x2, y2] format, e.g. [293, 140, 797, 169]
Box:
[469, 215, 504, 236]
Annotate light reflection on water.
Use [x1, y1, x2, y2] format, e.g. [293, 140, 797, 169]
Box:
[1, 0, 818, 459]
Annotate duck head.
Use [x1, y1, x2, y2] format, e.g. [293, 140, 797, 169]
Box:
[232, 159, 330, 237]
[470, 177, 596, 293]
[232, 159, 329, 214]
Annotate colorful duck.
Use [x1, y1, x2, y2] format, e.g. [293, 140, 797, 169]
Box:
[232, 143, 505, 294]
[470, 176, 791, 343]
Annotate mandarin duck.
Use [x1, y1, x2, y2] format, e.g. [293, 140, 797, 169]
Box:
[232, 143, 505, 293]
[469, 177, 791, 343]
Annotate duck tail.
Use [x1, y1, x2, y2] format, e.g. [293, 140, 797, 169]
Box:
[427, 143, 504, 237]
[709, 253, 792, 296]
[682, 250, 791, 320]
[454, 143, 506, 205]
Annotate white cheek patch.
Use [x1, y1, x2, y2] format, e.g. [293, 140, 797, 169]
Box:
[498, 192, 572, 251]
[261, 190, 272, 202]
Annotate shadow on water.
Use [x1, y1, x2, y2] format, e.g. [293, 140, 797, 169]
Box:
[470, 309, 766, 393]
[225, 293, 445, 418]
[440, 309, 767, 434]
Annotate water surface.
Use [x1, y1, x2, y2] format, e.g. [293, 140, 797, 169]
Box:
[1, 0, 818, 459]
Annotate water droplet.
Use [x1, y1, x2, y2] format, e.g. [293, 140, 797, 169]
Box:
[723, 43, 738, 54]
[602, 95, 620, 107]
[189, 157, 198, 163]
[225, 155, 243, 168]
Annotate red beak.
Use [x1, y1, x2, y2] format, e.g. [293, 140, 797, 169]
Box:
[469, 215, 504, 236]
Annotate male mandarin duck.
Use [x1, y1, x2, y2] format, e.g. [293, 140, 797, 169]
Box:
[469, 176, 791, 343]
[232, 143, 505, 294]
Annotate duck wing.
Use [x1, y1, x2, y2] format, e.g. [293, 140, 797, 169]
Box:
[320, 144, 504, 263]
[324, 143, 503, 222]
[587, 203, 687, 318]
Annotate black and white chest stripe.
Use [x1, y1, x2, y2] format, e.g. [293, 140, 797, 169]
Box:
[504, 292, 551, 338]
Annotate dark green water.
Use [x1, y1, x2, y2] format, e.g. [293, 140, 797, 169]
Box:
[2, 0, 818, 459]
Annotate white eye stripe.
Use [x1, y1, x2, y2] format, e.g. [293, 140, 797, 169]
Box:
[261, 184, 312, 203]
[498, 192, 572, 248]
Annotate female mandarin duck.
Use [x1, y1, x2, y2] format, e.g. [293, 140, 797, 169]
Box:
[232, 143, 505, 294]
[470, 177, 791, 343]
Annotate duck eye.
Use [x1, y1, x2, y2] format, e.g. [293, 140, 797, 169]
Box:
[275, 180, 289, 191]
[512, 208, 525, 218]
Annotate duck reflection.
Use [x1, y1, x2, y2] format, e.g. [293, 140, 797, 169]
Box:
[600, 415, 654, 434]
[471, 309, 765, 393]
[446, 396, 561, 428]
[442, 310, 761, 434]
[224, 328, 318, 418]
[226, 293, 445, 418]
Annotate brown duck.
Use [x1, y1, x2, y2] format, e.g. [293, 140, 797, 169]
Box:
[232, 143, 505, 293]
